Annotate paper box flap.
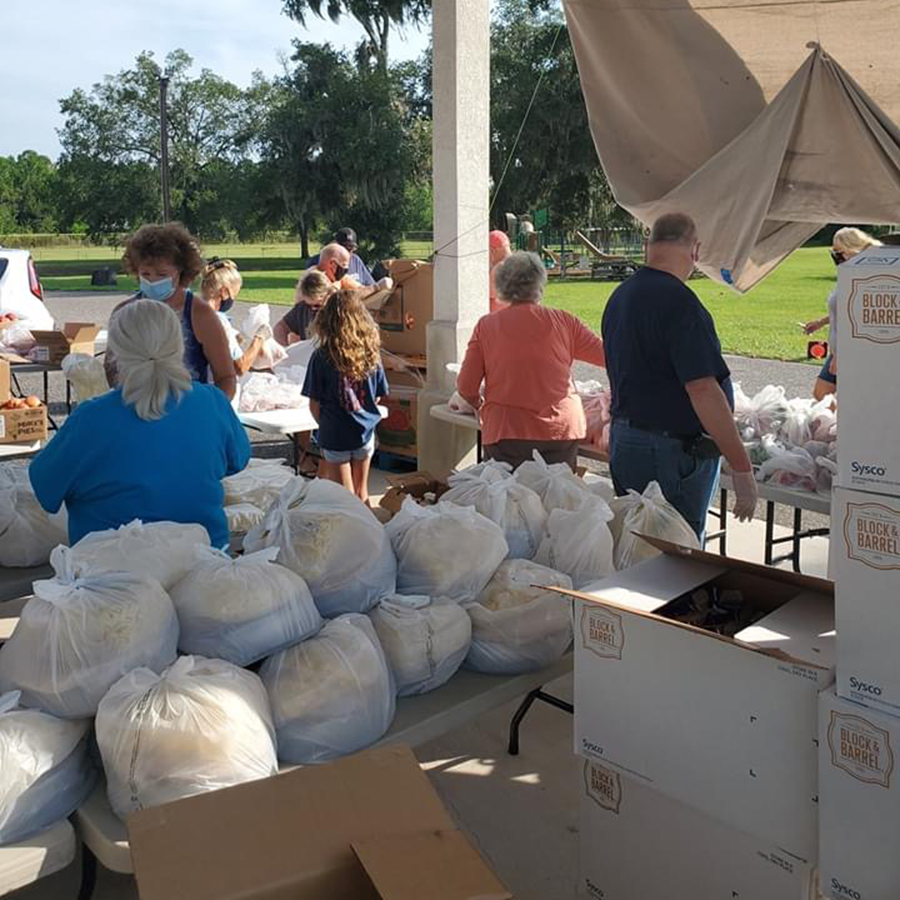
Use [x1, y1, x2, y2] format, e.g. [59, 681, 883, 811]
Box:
[0, 351, 30, 365]
[352, 831, 512, 900]
[62, 322, 102, 342]
[128, 744, 454, 900]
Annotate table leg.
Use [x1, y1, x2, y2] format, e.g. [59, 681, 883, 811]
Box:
[508, 687, 574, 756]
[764, 501, 776, 566]
[66, 378, 73, 413]
[476, 429, 483, 464]
[792, 506, 803, 573]
[77, 844, 98, 900]
[719, 487, 728, 555]
[43, 370, 49, 406]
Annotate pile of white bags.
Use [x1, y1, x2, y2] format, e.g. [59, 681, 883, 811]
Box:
[96, 656, 278, 820]
[169, 547, 323, 666]
[465, 560, 573, 674]
[514, 451, 594, 514]
[238, 372, 307, 413]
[535, 497, 615, 589]
[260, 614, 394, 764]
[223, 460, 295, 511]
[386, 497, 508, 603]
[0, 691, 96, 845]
[64, 520, 211, 591]
[245, 479, 396, 618]
[442, 464, 546, 559]
[609, 481, 700, 570]
[0, 464, 67, 568]
[0, 550, 179, 718]
[370, 595, 471, 696]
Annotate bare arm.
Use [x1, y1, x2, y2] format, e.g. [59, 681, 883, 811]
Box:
[192, 301, 237, 400]
[683, 377, 751, 473]
[273, 317, 293, 347]
[570, 315, 606, 368]
[234, 335, 265, 376]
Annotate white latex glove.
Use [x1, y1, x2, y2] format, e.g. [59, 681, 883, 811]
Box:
[731, 470, 759, 522]
[376, 277, 394, 292]
[253, 323, 274, 341]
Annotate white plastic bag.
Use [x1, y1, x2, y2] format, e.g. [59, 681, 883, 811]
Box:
[535, 497, 615, 589]
[447, 390, 476, 414]
[260, 614, 395, 764]
[732, 384, 789, 440]
[583, 472, 616, 503]
[609, 481, 700, 570]
[223, 461, 295, 511]
[443, 466, 546, 559]
[244, 479, 396, 617]
[60, 353, 108, 403]
[170, 547, 323, 666]
[513, 451, 593, 514]
[756, 445, 818, 491]
[240, 305, 287, 370]
[224, 502, 265, 534]
[0, 464, 68, 568]
[0, 550, 179, 718]
[780, 399, 815, 447]
[0, 691, 96, 845]
[370, 595, 471, 696]
[96, 656, 278, 820]
[64, 519, 211, 590]
[386, 497, 508, 603]
[465, 560, 573, 674]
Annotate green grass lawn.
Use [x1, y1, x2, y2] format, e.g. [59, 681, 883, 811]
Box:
[36, 242, 833, 361]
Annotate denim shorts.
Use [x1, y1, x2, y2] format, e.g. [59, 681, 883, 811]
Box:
[818, 355, 836, 385]
[321, 436, 375, 464]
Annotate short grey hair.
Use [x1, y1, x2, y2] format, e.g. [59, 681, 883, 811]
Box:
[108, 300, 192, 421]
[494, 251, 547, 305]
[649, 213, 697, 246]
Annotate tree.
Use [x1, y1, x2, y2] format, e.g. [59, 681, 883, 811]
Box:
[281, 0, 429, 73]
[0, 152, 60, 234]
[56, 49, 261, 238]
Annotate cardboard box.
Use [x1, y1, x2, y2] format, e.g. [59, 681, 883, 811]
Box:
[836, 248, 900, 496]
[127, 743, 511, 900]
[29, 323, 102, 365]
[819, 689, 899, 900]
[0, 404, 48, 443]
[0, 358, 9, 405]
[372, 260, 433, 357]
[378, 386, 419, 459]
[379, 470, 450, 515]
[832, 486, 900, 715]
[579, 758, 814, 900]
[567, 539, 835, 862]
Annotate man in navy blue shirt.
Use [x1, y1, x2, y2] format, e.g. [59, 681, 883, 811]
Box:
[306, 227, 376, 286]
[602, 213, 757, 540]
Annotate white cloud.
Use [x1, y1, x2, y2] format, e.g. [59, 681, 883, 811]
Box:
[0, 0, 429, 159]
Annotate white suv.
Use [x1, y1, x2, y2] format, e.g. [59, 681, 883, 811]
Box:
[0, 248, 55, 330]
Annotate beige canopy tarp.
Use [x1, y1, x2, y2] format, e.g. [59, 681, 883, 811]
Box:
[564, 0, 900, 290]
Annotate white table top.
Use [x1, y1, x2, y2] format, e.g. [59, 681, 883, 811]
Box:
[720, 473, 831, 516]
[74, 653, 574, 874]
[0, 820, 76, 895]
[239, 405, 388, 437]
[0, 441, 40, 461]
[430, 403, 479, 430]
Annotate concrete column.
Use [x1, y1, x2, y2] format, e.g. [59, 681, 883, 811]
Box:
[417, 0, 490, 475]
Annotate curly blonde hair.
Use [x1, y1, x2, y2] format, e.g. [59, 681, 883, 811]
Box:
[200, 258, 242, 301]
[313, 290, 381, 383]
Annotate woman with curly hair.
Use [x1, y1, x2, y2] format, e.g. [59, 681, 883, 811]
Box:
[302, 290, 388, 504]
[105, 223, 237, 399]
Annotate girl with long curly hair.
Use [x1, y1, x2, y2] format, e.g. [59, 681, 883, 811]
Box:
[302, 290, 388, 503]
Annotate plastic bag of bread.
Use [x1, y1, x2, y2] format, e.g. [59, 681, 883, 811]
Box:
[224, 502, 265, 534]
[170, 547, 322, 666]
[465, 560, 573, 674]
[223, 459, 295, 511]
[386, 497, 508, 603]
[260, 614, 394, 764]
[370, 595, 471, 696]
[609, 481, 700, 570]
[244, 479, 396, 618]
[96, 656, 277, 820]
[64, 519, 210, 591]
[442, 465, 546, 559]
[0, 548, 179, 718]
[0, 690, 96, 845]
[535, 497, 615, 589]
[0, 463, 67, 568]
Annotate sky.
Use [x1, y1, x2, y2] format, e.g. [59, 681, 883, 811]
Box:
[0, 0, 430, 160]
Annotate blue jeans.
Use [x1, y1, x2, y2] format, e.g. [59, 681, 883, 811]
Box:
[609, 421, 721, 543]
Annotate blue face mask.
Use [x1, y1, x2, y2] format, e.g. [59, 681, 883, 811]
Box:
[219, 295, 234, 313]
[140, 276, 176, 302]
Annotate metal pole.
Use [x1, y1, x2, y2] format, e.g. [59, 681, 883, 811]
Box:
[159, 75, 172, 222]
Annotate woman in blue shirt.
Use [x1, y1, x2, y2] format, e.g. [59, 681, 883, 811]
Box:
[30, 300, 251, 549]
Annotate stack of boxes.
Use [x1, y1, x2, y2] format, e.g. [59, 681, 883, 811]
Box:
[570, 541, 832, 898]
[818, 248, 900, 900]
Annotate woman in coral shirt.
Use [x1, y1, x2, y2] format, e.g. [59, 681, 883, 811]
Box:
[458, 251, 606, 471]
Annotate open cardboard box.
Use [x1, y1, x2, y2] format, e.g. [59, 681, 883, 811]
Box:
[379, 470, 450, 516]
[29, 323, 102, 365]
[371, 260, 433, 357]
[559, 536, 835, 863]
[127, 743, 511, 900]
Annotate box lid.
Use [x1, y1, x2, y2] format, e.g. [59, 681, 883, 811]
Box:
[30, 323, 102, 344]
[128, 744, 455, 900]
[352, 830, 512, 900]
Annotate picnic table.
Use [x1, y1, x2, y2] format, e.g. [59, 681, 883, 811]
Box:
[72, 654, 573, 896]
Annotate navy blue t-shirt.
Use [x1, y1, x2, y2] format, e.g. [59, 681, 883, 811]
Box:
[602, 267, 733, 436]
[302, 348, 388, 451]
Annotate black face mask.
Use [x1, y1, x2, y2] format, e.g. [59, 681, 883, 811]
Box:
[831, 250, 846, 266]
[220, 295, 234, 313]
[332, 265, 348, 281]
